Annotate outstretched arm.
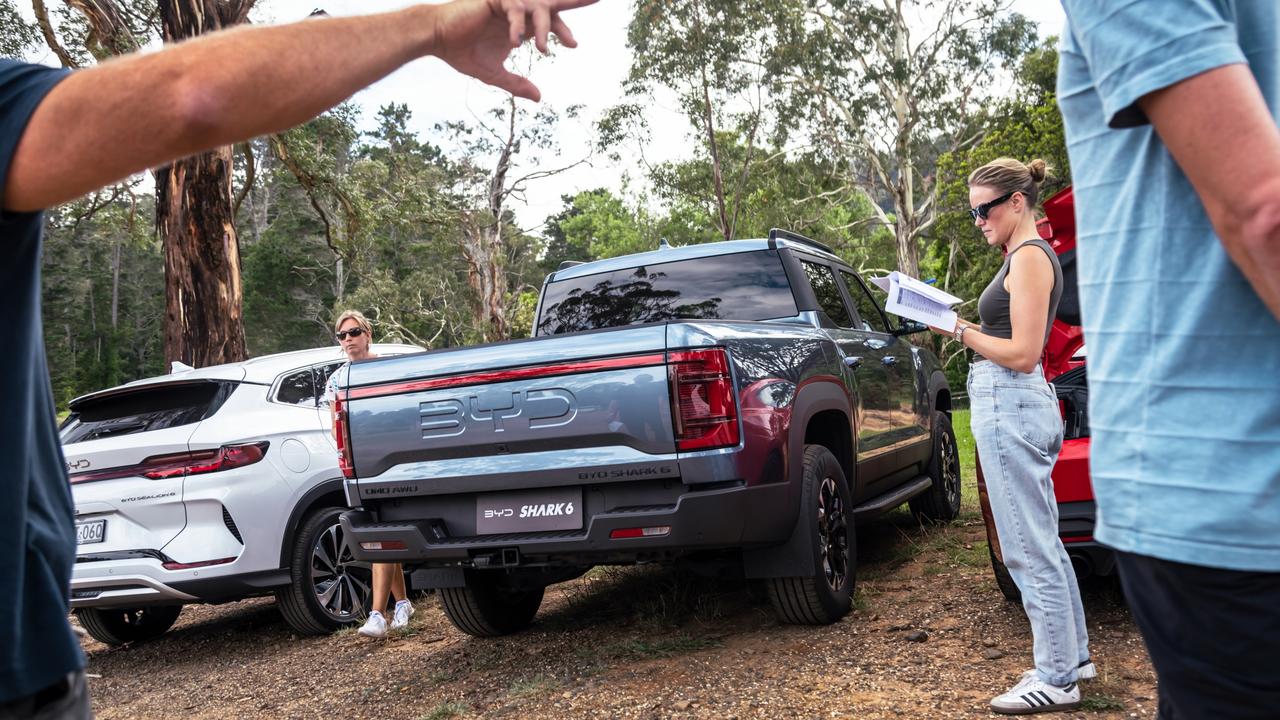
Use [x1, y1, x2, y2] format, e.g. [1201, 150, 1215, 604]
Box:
[4, 0, 594, 212]
[1138, 64, 1280, 322]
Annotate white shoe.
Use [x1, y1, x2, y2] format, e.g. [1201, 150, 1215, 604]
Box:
[358, 611, 387, 638]
[1020, 659, 1096, 683]
[390, 600, 415, 630]
[991, 674, 1080, 715]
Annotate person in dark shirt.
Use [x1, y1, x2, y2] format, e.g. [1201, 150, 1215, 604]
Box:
[0, 1, 594, 716]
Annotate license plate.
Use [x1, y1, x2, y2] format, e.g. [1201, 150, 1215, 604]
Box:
[76, 519, 106, 545]
[476, 488, 583, 535]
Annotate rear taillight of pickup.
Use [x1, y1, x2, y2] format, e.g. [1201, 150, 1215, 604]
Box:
[333, 393, 355, 479]
[68, 442, 269, 484]
[668, 348, 740, 451]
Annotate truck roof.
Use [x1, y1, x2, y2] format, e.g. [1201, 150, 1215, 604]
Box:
[548, 237, 845, 282]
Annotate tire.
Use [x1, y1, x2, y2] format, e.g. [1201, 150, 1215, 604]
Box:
[75, 605, 182, 646]
[766, 445, 855, 625]
[989, 545, 1022, 602]
[275, 505, 373, 635]
[439, 570, 544, 637]
[909, 410, 962, 523]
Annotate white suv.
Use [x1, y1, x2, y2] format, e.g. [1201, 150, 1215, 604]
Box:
[62, 344, 421, 645]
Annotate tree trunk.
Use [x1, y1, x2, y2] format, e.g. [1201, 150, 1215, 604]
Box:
[110, 237, 120, 329]
[459, 98, 516, 342]
[156, 0, 255, 367]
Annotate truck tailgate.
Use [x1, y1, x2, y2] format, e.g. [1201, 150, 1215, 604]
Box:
[342, 325, 677, 493]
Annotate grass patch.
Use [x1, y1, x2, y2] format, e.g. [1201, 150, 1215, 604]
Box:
[851, 587, 871, 612]
[507, 675, 560, 698]
[952, 409, 979, 516]
[600, 634, 722, 660]
[418, 701, 468, 720]
[1080, 694, 1126, 711]
[426, 669, 457, 684]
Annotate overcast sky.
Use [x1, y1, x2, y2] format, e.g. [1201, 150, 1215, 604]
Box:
[22, 0, 1066, 231]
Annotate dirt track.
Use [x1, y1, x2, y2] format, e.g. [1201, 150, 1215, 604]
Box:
[76, 512, 1158, 719]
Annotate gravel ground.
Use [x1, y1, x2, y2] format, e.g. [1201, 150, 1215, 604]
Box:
[75, 511, 1157, 719]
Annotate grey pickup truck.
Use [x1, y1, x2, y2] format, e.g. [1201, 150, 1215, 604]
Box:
[339, 231, 960, 636]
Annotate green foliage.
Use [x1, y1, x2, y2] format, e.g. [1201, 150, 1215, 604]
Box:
[928, 38, 1070, 389]
[42, 187, 166, 409]
[0, 0, 39, 57]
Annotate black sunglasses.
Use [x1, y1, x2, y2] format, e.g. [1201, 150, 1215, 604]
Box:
[335, 327, 365, 341]
[969, 191, 1016, 221]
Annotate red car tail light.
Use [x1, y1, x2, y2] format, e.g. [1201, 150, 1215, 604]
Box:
[334, 394, 355, 479]
[139, 442, 269, 480]
[69, 442, 269, 484]
[668, 347, 740, 452]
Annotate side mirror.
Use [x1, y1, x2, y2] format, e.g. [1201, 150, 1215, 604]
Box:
[892, 319, 928, 336]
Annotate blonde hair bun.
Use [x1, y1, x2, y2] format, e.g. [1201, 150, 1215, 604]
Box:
[1027, 158, 1049, 184]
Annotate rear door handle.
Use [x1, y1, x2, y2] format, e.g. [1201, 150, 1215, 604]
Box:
[843, 356, 864, 370]
[882, 356, 898, 366]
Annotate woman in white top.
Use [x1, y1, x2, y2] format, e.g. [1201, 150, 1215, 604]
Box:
[326, 310, 413, 639]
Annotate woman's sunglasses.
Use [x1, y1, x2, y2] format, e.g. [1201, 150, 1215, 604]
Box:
[969, 191, 1016, 221]
[335, 327, 365, 341]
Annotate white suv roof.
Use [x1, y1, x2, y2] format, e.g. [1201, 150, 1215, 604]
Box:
[70, 343, 424, 406]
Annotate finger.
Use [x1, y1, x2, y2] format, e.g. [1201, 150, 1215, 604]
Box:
[533, 5, 552, 54]
[504, 0, 527, 48]
[550, 0, 598, 10]
[486, 68, 541, 102]
[549, 12, 576, 48]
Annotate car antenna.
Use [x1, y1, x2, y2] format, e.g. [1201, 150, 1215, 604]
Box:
[658, 238, 672, 250]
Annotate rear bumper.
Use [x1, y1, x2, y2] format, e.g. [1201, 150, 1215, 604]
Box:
[69, 553, 286, 608]
[341, 480, 791, 567]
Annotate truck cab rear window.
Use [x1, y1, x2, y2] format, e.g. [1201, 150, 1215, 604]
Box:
[60, 382, 236, 444]
[537, 250, 797, 335]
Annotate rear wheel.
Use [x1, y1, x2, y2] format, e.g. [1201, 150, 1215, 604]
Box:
[909, 411, 962, 523]
[75, 605, 182, 646]
[276, 506, 373, 635]
[766, 445, 855, 625]
[440, 571, 544, 637]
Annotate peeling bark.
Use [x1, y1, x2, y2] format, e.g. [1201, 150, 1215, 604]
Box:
[155, 0, 255, 367]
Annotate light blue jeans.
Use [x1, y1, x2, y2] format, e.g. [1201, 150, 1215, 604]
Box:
[969, 360, 1089, 686]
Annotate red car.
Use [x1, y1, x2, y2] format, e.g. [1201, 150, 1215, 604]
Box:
[976, 186, 1113, 602]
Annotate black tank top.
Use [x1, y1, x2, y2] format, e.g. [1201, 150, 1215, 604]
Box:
[977, 238, 1063, 348]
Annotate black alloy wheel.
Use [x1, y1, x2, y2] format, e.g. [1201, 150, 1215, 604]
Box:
[310, 521, 373, 623]
[766, 444, 855, 625]
[909, 410, 963, 523]
[818, 475, 850, 593]
[276, 506, 373, 634]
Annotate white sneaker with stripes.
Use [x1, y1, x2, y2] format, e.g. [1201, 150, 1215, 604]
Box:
[990, 674, 1081, 715]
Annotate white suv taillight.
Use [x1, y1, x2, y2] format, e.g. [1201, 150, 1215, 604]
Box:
[68, 442, 269, 484]
[668, 347, 740, 452]
[334, 394, 355, 479]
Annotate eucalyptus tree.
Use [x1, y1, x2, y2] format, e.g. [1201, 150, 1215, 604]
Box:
[774, 0, 1037, 279]
[604, 0, 788, 243]
[440, 85, 588, 342]
[18, 0, 258, 367]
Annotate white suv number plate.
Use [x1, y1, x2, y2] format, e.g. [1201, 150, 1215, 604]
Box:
[76, 519, 106, 545]
[476, 488, 582, 535]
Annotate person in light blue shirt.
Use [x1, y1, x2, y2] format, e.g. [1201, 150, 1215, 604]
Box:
[1058, 1, 1280, 717]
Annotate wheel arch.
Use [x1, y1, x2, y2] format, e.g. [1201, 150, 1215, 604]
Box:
[929, 370, 952, 420]
[278, 478, 347, 568]
[744, 378, 853, 580]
